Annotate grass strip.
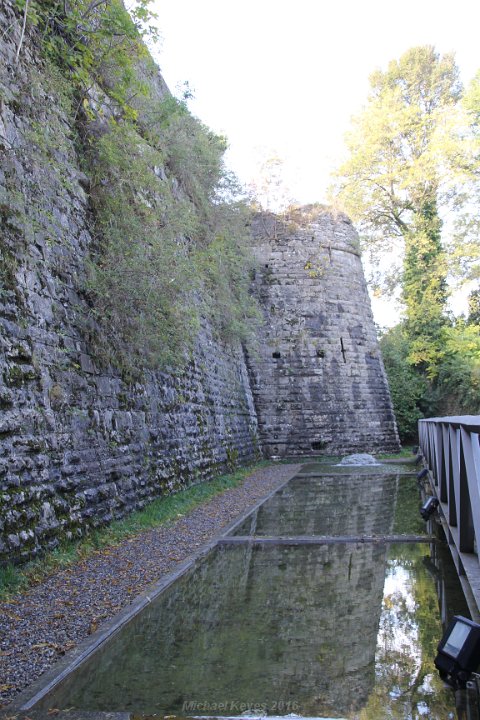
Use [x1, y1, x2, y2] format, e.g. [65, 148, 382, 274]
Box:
[0, 461, 270, 600]
[375, 445, 416, 460]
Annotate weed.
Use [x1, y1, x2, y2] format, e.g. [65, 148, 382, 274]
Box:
[0, 461, 270, 599]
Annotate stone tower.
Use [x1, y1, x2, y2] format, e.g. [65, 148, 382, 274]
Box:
[248, 206, 400, 456]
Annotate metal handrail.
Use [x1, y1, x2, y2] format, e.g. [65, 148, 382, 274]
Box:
[419, 416, 480, 559]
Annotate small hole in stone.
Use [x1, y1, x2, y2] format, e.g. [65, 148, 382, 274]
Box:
[316, 348, 325, 358]
[265, 263, 269, 268]
[311, 441, 326, 451]
[272, 351, 281, 359]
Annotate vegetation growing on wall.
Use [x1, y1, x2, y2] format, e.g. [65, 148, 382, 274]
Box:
[12, 0, 259, 369]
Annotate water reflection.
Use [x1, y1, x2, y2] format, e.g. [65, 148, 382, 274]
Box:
[31, 468, 468, 719]
[232, 473, 405, 537]
[358, 543, 463, 719]
[38, 542, 387, 716]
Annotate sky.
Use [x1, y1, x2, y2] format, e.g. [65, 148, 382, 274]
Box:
[147, 0, 480, 325]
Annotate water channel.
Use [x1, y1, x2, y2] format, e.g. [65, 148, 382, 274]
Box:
[24, 461, 471, 719]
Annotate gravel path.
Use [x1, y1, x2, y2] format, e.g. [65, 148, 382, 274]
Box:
[0, 463, 300, 709]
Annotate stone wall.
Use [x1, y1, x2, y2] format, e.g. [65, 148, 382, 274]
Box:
[0, 2, 398, 564]
[0, 1, 259, 564]
[248, 209, 400, 456]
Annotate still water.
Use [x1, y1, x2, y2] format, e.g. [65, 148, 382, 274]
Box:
[34, 465, 470, 719]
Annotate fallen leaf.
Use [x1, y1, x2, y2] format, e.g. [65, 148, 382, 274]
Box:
[31, 642, 61, 652]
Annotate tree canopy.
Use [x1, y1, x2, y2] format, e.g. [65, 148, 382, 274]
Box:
[334, 47, 461, 245]
[332, 46, 480, 439]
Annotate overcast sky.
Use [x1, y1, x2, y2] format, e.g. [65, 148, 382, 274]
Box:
[148, 0, 480, 324]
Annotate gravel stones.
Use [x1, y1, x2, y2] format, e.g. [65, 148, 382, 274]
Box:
[0, 463, 299, 709]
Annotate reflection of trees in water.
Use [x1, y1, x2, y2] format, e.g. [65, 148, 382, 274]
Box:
[356, 543, 455, 719]
[41, 473, 465, 719]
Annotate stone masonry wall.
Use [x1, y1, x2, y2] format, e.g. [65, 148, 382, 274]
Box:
[0, 2, 398, 564]
[248, 209, 400, 456]
[0, 2, 258, 564]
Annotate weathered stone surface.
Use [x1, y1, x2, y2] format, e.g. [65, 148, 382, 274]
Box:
[0, 2, 398, 563]
[0, 0, 259, 563]
[248, 209, 400, 456]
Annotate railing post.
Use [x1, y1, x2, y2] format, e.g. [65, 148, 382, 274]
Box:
[460, 429, 480, 559]
[457, 429, 475, 553]
[436, 424, 448, 502]
[444, 423, 457, 526]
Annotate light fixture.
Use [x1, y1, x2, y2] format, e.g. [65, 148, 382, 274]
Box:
[435, 616, 480, 689]
[417, 468, 429, 481]
[420, 496, 439, 520]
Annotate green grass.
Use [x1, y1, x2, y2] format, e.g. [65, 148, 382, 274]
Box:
[375, 445, 417, 460]
[0, 462, 269, 600]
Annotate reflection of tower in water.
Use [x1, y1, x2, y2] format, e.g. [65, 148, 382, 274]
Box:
[36, 472, 399, 717]
[253, 472, 398, 714]
[253, 541, 388, 715]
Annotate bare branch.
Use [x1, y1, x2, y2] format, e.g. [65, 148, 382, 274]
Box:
[14, 0, 30, 66]
[82, 0, 109, 20]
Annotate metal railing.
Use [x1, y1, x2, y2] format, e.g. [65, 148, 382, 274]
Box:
[419, 416, 480, 616]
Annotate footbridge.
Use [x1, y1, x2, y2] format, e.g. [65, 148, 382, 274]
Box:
[419, 415, 480, 619]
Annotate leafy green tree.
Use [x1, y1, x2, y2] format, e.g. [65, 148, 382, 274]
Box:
[468, 289, 480, 324]
[380, 318, 480, 439]
[436, 321, 480, 414]
[333, 46, 462, 376]
[446, 71, 480, 294]
[333, 46, 480, 430]
[379, 326, 430, 441]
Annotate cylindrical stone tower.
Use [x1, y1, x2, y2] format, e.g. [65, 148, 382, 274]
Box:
[247, 205, 400, 457]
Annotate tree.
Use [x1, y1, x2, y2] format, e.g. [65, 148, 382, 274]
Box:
[250, 153, 297, 213]
[436, 321, 480, 414]
[447, 71, 480, 287]
[333, 46, 462, 376]
[468, 289, 480, 325]
[379, 325, 430, 441]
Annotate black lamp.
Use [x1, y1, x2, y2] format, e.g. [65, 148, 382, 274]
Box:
[417, 467, 429, 481]
[435, 616, 480, 688]
[420, 496, 439, 520]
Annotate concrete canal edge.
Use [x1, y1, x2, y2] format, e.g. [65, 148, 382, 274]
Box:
[3, 464, 302, 716]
